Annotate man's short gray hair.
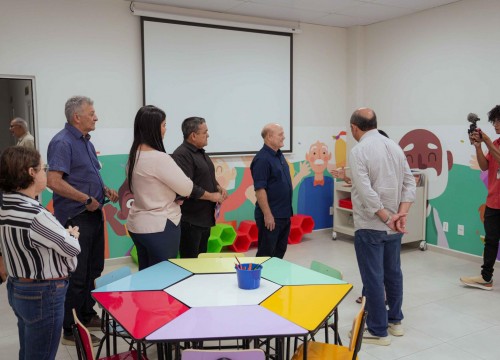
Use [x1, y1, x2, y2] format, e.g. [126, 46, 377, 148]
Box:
[65, 96, 93, 123]
[12, 117, 28, 131]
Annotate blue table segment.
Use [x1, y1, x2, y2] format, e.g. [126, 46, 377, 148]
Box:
[93, 261, 192, 292]
[261, 258, 347, 286]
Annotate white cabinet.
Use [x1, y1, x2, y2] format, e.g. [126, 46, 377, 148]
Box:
[332, 172, 427, 249]
[332, 181, 354, 239]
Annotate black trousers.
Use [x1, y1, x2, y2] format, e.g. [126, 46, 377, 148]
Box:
[481, 206, 500, 281]
[63, 210, 104, 335]
[179, 221, 210, 258]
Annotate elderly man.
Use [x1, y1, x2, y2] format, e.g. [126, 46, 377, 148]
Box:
[47, 96, 118, 346]
[172, 117, 227, 258]
[348, 108, 415, 346]
[250, 123, 293, 259]
[9, 117, 35, 148]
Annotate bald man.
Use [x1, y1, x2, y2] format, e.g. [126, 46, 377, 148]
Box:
[348, 108, 415, 346]
[10, 117, 35, 148]
[250, 123, 293, 258]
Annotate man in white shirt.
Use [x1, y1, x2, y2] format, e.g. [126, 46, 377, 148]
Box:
[10, 117, 35, 148]
[348, 108, 416, 346]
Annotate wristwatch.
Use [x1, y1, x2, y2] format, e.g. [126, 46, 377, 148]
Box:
[84, 196, 92, 206]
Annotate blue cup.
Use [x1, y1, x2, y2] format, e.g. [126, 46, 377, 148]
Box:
[235, 263, 262, 290]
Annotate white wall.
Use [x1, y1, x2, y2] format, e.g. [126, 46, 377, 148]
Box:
[360, 0, 500, 131]
[0, 0, 142, 156]
[0, 0, 345, 159]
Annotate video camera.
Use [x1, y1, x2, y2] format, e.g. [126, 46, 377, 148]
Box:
[467, 113, 481, 143]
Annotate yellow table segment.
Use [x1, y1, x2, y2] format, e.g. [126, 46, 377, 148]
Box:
[169, 257, 270, 274]
[260, 284, 353, 331]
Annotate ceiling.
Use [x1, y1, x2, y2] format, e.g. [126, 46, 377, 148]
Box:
[132, 0, 462, 28]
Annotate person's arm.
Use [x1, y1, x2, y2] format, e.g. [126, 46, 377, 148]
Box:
[0, 254, 7, 283]
[255, 188, 275, 231]
[47, 171, 100, 211]
[470, 131, 489, 171]
[30, 211, 81, 258]
[478, 130, 500, 167]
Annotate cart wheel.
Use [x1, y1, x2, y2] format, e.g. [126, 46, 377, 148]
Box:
[419, 241, 427, 251]
[332, 231, 337, 240]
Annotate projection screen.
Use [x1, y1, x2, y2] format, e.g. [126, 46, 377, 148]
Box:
[141, 17, 293, 155]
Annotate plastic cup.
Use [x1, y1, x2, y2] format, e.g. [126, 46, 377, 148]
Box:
[235, 263, 262, 290]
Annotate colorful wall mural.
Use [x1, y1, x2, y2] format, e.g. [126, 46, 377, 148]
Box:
[40, 126, 499, 262]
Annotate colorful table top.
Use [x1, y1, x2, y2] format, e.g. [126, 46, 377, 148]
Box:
[92, 257, 352, 341]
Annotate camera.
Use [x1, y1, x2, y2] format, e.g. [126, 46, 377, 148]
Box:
[467, 113, 481, 143]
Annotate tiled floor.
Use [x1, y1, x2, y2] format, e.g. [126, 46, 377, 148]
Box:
[1, 230, 500, 359]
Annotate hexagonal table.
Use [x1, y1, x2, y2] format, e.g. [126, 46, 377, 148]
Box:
[93, 257, 352, 358]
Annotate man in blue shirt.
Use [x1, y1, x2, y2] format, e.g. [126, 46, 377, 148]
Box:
[47, 96, 118, 346]
[250, 123, 293, 258]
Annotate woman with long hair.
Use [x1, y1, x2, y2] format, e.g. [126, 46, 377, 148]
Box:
[0, 146, 80, 360]
[126, 105, 193, 270]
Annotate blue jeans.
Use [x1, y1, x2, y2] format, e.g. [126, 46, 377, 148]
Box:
[7, 278, 68, 360]
[63, 210, 104, 335]
[255, 217, 290, 259]
[354, 229, 403, 337]
[129, 219, 180, 270]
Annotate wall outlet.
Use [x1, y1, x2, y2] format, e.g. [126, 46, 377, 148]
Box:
[443, 222, 448, 232]
[458, 224, 464, 236]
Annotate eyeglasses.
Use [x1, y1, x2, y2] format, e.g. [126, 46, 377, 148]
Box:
[39, 164, 49, 173]
[9, 125, 19, 128]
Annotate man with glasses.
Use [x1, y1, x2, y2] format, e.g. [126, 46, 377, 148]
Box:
[461, 105, 500, 290]
[172, 117, 227, 258]
[47, 96, 118, 346]
[9, 117, 35, 148]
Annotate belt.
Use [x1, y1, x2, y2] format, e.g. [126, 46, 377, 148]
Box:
[17, 277, 68, 282]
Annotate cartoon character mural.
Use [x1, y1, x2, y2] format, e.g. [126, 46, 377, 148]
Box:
[298, 141, 334, 229]
[215, 156, 310, 226]
[398, 129, 453, 248]
[102, 179, 135, 257]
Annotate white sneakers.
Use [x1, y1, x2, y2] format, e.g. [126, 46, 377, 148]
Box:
[460, 275, 493, 290]
[388, 322, 404, 336]
[349, 323, 404, 347]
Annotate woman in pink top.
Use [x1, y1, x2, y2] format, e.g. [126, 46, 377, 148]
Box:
[126, 106, 194, 270]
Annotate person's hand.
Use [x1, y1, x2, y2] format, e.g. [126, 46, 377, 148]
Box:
[330, 167, 351, 184]
[86, 197, 100, 211]
[470, 129, 483, 146]
[264, 213, 275, 231]
[219, 187, 229, 201]
[105, 187, 119, 203]
[478, 128, 491, 143]
[387, 213, 408, 233]
[67, 225, 80, 239]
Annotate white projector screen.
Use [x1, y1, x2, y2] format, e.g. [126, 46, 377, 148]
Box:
[141, 18, 293, 155]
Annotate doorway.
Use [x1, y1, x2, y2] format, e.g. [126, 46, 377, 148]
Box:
[0, 76, 36, 153]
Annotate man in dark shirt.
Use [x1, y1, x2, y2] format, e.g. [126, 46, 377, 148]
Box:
[250, 123, 293, 258]
[172, 117, 227, 258]
[47, 96, 118, 345]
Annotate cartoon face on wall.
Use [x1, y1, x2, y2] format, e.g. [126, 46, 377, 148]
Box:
[305, 141, 332, 176]
[117, 180, 134, 220]
[213, 158, 237, 190]
[398, 129, 453, 200]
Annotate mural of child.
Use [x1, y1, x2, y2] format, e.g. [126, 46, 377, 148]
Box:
[297, 140, 334, 229]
